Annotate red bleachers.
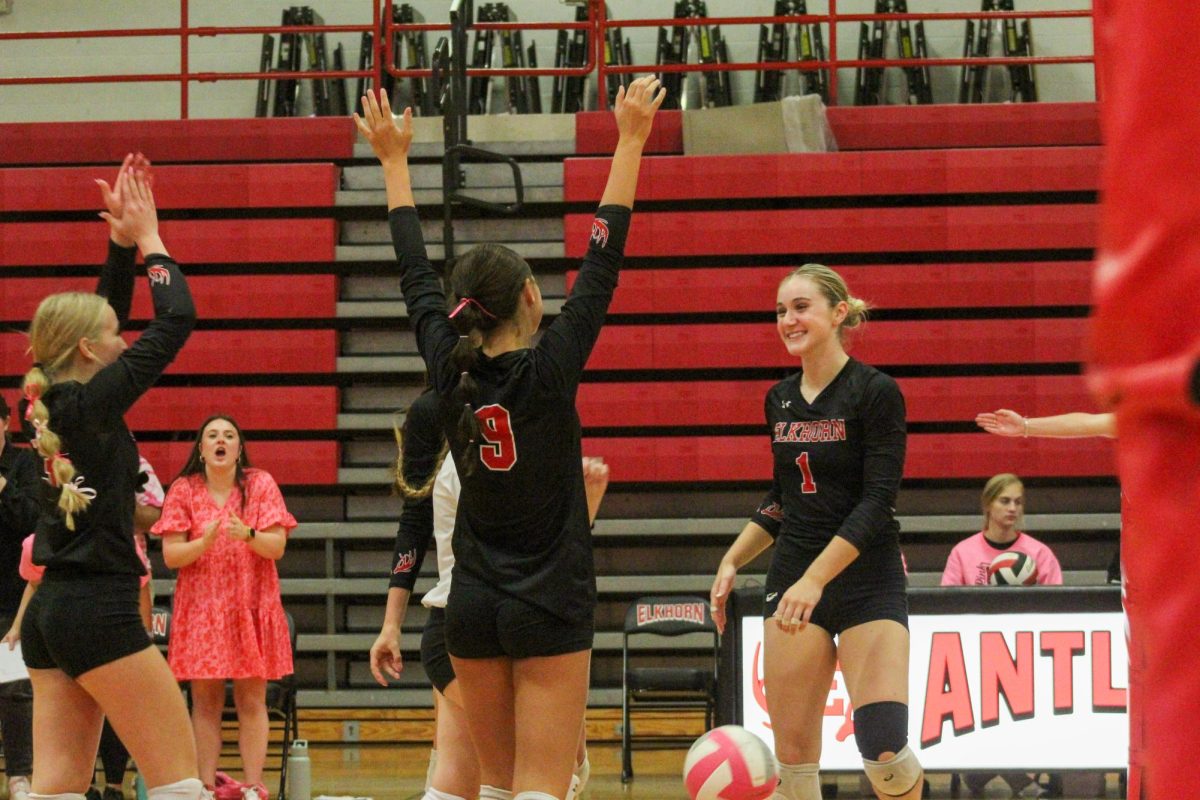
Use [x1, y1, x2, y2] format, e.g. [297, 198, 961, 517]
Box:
[138, 441, 339, 486]
[566, 205, 1095, 258]
[0, 164, 338, 211]
[0, 119, 346, 490]
[0, 219, 336, 266]
[581, 434, 1115, 483]
[0, 330, 336, 374]
[566, 103, 1109, 488]
[564, 148, 1100, 202]
[568, 262, 1094, 313]
[576, 376, 1097, 428]
[0, 118, 354, 166]
[126, 387, 338, 431]
[0, 275, 336, 320]
[575, 102, 1102, 155]
[584, 319, 1086, 370]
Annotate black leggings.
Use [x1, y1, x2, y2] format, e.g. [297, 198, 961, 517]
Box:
[97, 719, 131, 786]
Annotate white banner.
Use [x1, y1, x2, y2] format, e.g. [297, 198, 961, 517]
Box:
[739, 613, 1128, 770]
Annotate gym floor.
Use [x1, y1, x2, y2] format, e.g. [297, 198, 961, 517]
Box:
[305, 744, 1126, 800]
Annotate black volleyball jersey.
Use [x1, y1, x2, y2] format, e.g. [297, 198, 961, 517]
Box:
[750, 358, 906, 554]
[390, 204, 631, 625]
[34, 246, 195, 577]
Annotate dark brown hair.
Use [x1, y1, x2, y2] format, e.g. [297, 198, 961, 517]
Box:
[447, 244, 533, 475]
[174, 414, 252, 493]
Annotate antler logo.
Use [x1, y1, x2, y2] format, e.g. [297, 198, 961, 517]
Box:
[590, 218, 610, 248]
[392, 549, 417, 574]
[147, 265, 171, 286]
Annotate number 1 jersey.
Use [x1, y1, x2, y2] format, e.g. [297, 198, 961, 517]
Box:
[751, 357, 907, 555]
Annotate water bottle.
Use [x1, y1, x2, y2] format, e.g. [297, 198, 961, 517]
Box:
[287, 739, 312, 800]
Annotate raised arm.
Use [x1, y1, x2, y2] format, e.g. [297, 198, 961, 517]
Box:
[96, 154, 153, 324]
[354, 92, 414, 211]
[85, 170, 194, 421]
[975, 409, 1116, 438]
[534, 76, 666, 392]
[599, 76, 666, 210]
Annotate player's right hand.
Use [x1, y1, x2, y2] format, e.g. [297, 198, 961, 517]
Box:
[710, 561, 737, 635]
[369, 628, 403, 686]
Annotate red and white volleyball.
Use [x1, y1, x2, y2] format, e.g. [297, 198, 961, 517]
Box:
[683, 724, 779, 800]
[988, 551, 1038, 586]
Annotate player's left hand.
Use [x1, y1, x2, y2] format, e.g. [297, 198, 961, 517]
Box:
[354, 89, 413, 164]
[774, 575, 823, 632]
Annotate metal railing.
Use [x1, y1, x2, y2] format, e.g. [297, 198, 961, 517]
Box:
[0, 0, 1095, 118]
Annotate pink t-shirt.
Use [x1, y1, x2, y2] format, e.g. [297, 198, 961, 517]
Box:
[941, 531, 1064, 586]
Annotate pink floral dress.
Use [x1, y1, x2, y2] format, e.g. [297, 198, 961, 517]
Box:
[151, 469, 296, 680]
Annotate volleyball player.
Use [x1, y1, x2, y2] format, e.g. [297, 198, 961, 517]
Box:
[20, 163, 203, 800]
[355, 76, 661, 800]
[709, 265, 923, 800]
[372, 390, 610, 800]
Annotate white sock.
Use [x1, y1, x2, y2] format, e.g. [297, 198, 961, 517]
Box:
[513, 794, 557, 800]
[774, 762, 821, 800]
[425, 748, 438, 791]
[422, 789, 466, 800]
[147, 779, 205, 800]
[478, 788, 513, 800]
[573, 754, 590, 795]
[28, 794, 87, 800]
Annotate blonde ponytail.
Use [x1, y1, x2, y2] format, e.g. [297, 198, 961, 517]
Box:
[25, 292, 108, 530]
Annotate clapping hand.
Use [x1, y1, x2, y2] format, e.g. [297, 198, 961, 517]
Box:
[96, 153, 152, 247]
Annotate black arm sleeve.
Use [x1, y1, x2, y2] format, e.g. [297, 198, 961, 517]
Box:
[535, 205, 631, 394]
[751, 476, 785, 540]
[389, 208, 461, 398]
[96, 239, 138, 327]
[82, 254, 196, 422]
[833, 374, 907, 551]
[750, 392, 784, 538]
[388, 391, 443, 590]
[0, 448, 41, 537]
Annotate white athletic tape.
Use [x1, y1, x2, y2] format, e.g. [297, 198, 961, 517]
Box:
[146, 779, 205, 800]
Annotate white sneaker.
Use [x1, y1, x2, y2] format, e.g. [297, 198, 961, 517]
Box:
[241, 785, 269, 800]
[8, 776, 31, 800]
[570, 754, 590, 798]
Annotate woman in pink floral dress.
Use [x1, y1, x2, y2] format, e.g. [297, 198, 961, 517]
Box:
[152, 415, 296, 800]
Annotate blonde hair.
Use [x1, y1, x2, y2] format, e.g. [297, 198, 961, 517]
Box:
[23, 292, 109, 530]
[392, 413, 449, 500]
[781, 264, 870, 337]
[981, 472, 1024, 526]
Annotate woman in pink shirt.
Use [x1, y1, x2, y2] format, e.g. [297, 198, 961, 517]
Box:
[941, 473, 1063, 586]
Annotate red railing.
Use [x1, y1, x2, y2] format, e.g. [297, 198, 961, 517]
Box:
[0, 0, 1095, 118]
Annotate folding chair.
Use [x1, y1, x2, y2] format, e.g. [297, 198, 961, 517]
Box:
[620, 595, 719, 783]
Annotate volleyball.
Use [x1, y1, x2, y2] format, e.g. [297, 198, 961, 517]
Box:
[988, 551, 1038, 586]
[683, 725, 779, 800]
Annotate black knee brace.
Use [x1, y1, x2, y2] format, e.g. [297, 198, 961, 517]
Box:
[853, 701, 909, 760]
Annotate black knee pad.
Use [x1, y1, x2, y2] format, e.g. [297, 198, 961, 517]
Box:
[853, 701, 908, 760]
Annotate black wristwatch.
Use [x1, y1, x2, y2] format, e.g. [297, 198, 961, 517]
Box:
[248, 527, 256, 540]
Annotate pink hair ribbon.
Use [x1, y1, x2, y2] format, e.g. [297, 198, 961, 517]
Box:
[448, 297, 498, 321]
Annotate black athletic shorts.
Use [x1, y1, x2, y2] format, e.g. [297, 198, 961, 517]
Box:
[21, 573, 150, 678]
[420, 607, 456, 693]
[445, 574, 593, 660]
[763, 540, 908, 636]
